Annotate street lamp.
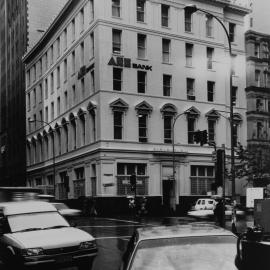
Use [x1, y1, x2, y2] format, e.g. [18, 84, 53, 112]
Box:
[172, 112, 186, 211]
[184, 4, 236, 228]
[28, 119, 56, 197]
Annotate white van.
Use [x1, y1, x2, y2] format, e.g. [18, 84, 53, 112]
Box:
[194, 198, 216, 210]
[0, 200, 97, 269]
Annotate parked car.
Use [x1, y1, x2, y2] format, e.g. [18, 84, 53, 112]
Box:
[120, 223, 238, 270]
[52, 202, 82, 217]
[193, 198, 216, 210]
[0, 200, 97, 269]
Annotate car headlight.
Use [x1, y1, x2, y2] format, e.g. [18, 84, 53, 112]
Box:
[22, 247, 44, 256]
[79, 240, 96, 250]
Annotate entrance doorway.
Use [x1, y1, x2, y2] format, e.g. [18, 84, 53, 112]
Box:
[162, 180, 175, 214]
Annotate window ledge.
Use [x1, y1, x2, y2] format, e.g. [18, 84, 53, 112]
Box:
[136, 58, 149, 61]
[185, 65, 194, 69]
[207, 69, 216, 72]
[112, 16, 122, 20]
[137, 20, 147, 25]
[161, 26, 171, 30]
[185, 31, 194, 34]
[162, 62, 173, 65]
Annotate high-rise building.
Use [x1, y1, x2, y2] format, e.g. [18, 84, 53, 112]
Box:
[24, 0, 249, 214]
[0, 0, 68, 186]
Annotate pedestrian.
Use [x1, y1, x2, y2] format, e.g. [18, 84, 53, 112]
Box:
[214, 199, 224, 227]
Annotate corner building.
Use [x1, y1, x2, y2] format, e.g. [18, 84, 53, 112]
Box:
[24, 0, 249, 214]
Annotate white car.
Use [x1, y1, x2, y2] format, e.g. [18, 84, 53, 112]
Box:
[193, 198, 216, 210]
[0, 201, 97, 269]
[52, 202, 82, 216]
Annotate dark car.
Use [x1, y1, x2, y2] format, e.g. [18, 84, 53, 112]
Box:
[120, 222, 238, 270]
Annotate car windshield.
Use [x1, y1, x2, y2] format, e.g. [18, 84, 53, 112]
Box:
[129, 235, 237, 270]
[8, 211, 70, 233]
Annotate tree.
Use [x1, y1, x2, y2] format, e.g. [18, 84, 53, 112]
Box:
[234, 143, 270, 187]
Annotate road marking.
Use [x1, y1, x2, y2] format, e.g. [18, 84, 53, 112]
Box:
[95, 236, 131, 240]
[79, 224, 142, 228]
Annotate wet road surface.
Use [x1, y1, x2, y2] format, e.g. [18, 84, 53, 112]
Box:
[0, 215, 254, 270]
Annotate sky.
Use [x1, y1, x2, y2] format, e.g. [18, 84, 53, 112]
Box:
[245, 0, 270, 34]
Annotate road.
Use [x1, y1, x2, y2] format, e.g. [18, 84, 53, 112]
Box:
[0, 215, 254, 270]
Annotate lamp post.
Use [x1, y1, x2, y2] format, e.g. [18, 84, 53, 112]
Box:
[172, 112, 186, 210]
[28, 119, 56, 197]
[184, 5, 236, 229]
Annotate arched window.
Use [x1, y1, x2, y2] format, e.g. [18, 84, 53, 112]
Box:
[48, 127, 55, 159]
[37, 133, 43, 162]
[31, 137, 37, 164]
[78, 108, 87, 146]
[69, 113, 77, 150]
[160, 103, 177, 144]
[87, 101, 97, 143]
[184, 106, 200, 144]
[26, 139, 31, 166]
[61, 117, 69, 153]
[205, 109, 220, 143]
[55, 123, 61, 156]
[43, 132, 49, 160]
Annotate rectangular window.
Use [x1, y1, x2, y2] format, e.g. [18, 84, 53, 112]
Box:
[71, 19, 75, 41]
[64, 91, 68, 110]
[114, 111, 123, 139]
[113, 68, 122, 91]
[190, 166, 215, 195]
[185, 43, 193, 66]
[137, 0, 145, 22]
[50, 72, 54, 93]
[57, 97, 60, 116]
[50, 45, 53, 66]
[229, 23, 236, 42]
[137, 71, 146, 93]
[80, 42, 84, 66]
[206, 15, 213, 37]
[90, 32, 94, 58]
[27, 70, 30, 86]
[91, 69, 95, 92]
[207, 81, 215, 102]
[185, 9, 192, 32]
[188, 117, 195, 144]
[72, 85, 76, 104]
[64, 59, 67, 81]
[81, 78, 85, 97]
[138, 114, 147, 142]
[33, 88, 36, 107]
[44, 52, 48, 70]
[89, 0, 94, 21]
[63, 28, 67, 50]
[255, 70, 260, 86]
[162, 38, 170, 63]
[33, 65, 36, 82]
[112, 29, 121, 54]
[208, 120, 216, 142]
[262, 43, 269, 58]
[137, 34, 146, 59]
[39, 110, 43, 122]
[112, 0, 120, 17]
[27, 93, 30, 110]
[80, 8, 84, 32]
[187, 78, 195, 100]
[45, 106, 48, 123]
[164, 115, 172, 143]
[163, 74, 171, 96]
[56, 37, 60, 58]
[232, 86, 237, 106]
[255, 43, 260, 58]
[161, 4, 169, 27]
[207, 47, 214, 69]
[39, 83, 42, 102]
[51, 102, 54, 120]
[72, 51, 75, 74]
[45, 78, 48, 99]
[57, 66, 60, 88]
[39, 59, 42, 77]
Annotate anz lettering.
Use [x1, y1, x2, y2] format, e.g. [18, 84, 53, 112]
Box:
[108, 56, 152, 71]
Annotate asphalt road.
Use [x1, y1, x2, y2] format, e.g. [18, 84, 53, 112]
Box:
[0, 215, 254, 270]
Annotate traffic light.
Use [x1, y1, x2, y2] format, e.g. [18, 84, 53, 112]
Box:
[200, 130, 208, 146]
[193, 130, 201, 144]
[130, 174, 136, 192]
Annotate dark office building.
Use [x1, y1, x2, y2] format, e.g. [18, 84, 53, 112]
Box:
[0, 0, 67, 186]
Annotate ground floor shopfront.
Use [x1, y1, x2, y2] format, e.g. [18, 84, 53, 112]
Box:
[27, 148, 247, 215]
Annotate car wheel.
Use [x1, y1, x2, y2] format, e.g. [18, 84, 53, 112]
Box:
[77, 258, 94, 270]
[3, 249, 23, 270]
